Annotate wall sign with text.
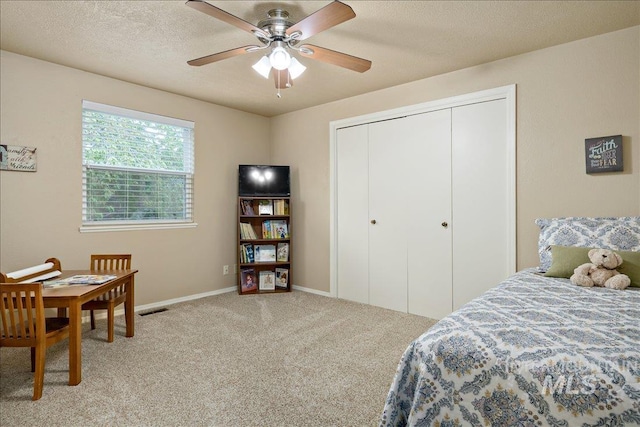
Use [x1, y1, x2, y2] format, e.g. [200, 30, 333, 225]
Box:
[584, 135, 622, 174]
[0, 144, 37, 172]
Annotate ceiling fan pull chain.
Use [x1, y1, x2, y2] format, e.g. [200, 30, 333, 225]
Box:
[277, 72, 282, 98]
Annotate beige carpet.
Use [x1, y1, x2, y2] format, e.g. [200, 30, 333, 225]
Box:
[0, 290, 437, 427]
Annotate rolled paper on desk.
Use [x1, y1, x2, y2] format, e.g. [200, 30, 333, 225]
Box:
[21, 270, 62, 283]
[6, 262, 54, 279]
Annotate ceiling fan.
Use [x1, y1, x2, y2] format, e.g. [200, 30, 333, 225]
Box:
[186, 0, 372, 93]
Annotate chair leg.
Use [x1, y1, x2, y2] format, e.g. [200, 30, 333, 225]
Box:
[90, 310, 96, 330]
[32, 344, 46, 401]
[107, 304, 114, 343]
[30, 347, 36, 372]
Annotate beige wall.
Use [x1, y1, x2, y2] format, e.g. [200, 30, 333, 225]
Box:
[0, 51, 270, 305]
[270, 26, 640, 293]
[2, 26, 639, 303]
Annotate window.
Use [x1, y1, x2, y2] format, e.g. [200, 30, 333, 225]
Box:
[81, 101, 195, 231]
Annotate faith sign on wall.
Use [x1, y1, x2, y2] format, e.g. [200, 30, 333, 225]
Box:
[584, 135, 622, 174]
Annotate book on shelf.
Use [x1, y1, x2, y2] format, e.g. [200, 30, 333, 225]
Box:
[259, 270, 276, 290]
[277, 242, 289, 262]
[262, 220, 288, 239]
[275, 268, 289, 288]
[258, 199, 273, 215]
[241, 268, 257, 292]
[271, 220, 288, 239]
[262, 220, 271, 239]
[254, 244, 276, 262]
[245, 244, 254, 263]
[43, 274, 117, 287]
[240, 222, 258, 240]
[239, 243, 255, 263]
[249, 223, 259, 239]
[273, 199, 289, 215]
[241, 199, 255, 215]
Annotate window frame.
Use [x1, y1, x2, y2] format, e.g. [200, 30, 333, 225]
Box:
[79, 100, 196, 233]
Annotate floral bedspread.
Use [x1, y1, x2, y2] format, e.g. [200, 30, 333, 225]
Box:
[380, 269, 640, 426]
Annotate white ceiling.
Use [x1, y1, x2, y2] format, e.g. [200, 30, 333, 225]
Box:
[1, 1, 639, 117]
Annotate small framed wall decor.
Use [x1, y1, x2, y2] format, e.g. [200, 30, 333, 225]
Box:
[584, 135, 622, 174]
[0, 144, 37, 172]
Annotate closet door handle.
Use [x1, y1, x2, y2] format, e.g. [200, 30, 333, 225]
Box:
[371, 219, 377, 225]
[441, 221, 448, 228]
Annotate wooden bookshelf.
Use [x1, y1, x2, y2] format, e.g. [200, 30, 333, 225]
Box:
[237, 196, 291, 294]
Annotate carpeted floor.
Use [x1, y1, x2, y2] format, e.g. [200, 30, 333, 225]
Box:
[0, 290, 437, 427]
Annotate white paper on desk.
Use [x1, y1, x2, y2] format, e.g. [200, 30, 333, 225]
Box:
[6, 262, 54, 279]
[20, 270, 62, 283]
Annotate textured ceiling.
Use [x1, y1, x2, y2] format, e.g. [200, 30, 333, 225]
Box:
[1, 1, 639, 117]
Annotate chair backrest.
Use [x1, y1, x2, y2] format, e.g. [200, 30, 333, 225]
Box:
[0, 283, 45, 347]
[90, 254, 132, 270]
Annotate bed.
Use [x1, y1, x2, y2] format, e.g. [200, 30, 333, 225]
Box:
[381, 217, 640, 426]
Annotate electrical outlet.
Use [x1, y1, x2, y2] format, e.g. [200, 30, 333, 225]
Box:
[223, 265, 229, 275]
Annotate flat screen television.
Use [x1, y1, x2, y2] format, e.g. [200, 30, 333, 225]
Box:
[238, 165, 291, 197]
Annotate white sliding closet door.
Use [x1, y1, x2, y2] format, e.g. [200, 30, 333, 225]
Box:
[368, 118, 409, 312]
[336, 125, 369, 304]
[333, 86, 515, 319]
[452, 99, 510, 309]
[336, 109, 453, 315]
[405, 110, 453, 319]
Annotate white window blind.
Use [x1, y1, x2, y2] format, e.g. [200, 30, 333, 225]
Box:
[82, 101, 194, 227]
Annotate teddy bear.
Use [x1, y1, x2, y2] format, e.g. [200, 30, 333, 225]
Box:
[569, 248, 631, 290]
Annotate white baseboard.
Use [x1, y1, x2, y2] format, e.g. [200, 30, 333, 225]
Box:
[292, 284, 332, 298]
[90, 284, 332, 322]
[89, 286, 237, 322]
[134, 286, 237, 313]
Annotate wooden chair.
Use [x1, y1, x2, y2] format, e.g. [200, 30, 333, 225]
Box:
[81, 254, 131, 343]
[0, 283, 70, 400]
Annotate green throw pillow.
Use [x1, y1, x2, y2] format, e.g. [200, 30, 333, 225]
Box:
[544, 246, 591, 278]
[617, 249, 640, 288]
[544, 245, 640, 288]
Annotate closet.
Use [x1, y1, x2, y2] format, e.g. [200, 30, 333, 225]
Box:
[331, 86, 515, 319]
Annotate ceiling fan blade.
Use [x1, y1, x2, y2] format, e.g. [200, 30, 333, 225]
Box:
[188, 45, 259, 66]
[286, 1, 355, 41]
[299, 44, 371, 73]
[273, 69, 293, 89]
[186, 0, 263, 35]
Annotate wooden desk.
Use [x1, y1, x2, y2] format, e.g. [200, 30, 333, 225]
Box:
[42, 269, 138, 385]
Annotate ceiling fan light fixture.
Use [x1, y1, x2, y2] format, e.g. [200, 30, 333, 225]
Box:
[269, 46, 291, 70]
[252, 55, 271, 78]
[288, 57, 306, 80]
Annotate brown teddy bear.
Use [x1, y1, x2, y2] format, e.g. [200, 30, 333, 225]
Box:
[570, 248, 631, 290]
